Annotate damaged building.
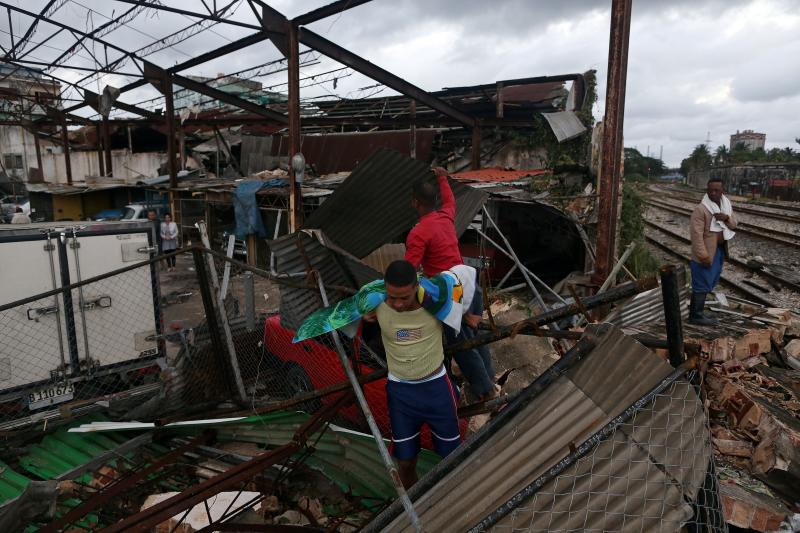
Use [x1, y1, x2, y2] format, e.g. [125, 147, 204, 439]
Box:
[0, 1, 798, 532]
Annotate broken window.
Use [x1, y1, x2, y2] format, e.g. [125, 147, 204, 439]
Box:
[3, 154, 23, 170]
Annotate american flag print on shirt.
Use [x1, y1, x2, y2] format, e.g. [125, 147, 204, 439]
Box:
[395, 328, 423, 342]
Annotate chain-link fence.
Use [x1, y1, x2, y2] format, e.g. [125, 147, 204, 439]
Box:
[0, 240, 389, 432]
[487, 376, 727, 533]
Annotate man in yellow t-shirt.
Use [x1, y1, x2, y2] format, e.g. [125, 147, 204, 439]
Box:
[364, 260, 462, 488]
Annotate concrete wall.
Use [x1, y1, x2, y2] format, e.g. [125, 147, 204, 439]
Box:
[41, 150, 166, 184]
[0, 125, 56, 181]
[689, 164, 800, 197]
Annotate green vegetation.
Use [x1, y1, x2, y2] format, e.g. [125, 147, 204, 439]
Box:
[681, 139, 800, 175]
[624, 147, 666, 182]
[512, 70, 598, 170]
[619, 184, 659, 279]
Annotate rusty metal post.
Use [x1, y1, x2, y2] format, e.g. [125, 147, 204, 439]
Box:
[60, 119, 72, 185]
[592, 0, 633, 287]
[178, 125, 186, 170]
[163, 71, 178, 189]
[95, 123, 105, 176]
[471, 126, 482, 170]
[33, 130, 43, 175]
[287, 21, 302, 232]
[659, 264, 685, 367]
[101, 116, 112, 178]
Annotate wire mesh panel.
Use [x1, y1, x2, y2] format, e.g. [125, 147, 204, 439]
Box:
[205, 250, 392, 435]
[489, 379, 727, 533]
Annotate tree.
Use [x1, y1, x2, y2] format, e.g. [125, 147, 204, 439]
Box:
[624, 147, 666, 180]
[680, 144, 712, 176]
[714, 145, 728, 165]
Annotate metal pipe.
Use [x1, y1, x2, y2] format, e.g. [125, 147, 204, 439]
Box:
[659, 264, 685, 367]
[592, 0, 633, 286]
[473, 225, 567, 305]
[196, 222, 248, 402]
[163, 70, 178, 189]
[468, 358, 695, 532]
[70, 228, 91, 364]
[494, 263, 517, 291]
[313, 272, 423, 533]
[193, 248, 240, 401]
[597, 241, 635, 294]
[43, 230, 67, 370]
[482, 206, 562, 318]
[445, 277, 657, 355]
[101, 116, 112, 177]
[243, 271, 255, 332]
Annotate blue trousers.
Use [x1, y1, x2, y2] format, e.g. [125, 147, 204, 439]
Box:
[690, 248, 724, 293]
[444, 280, 495, 398]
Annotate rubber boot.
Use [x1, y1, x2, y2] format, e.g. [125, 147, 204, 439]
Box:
[688, 292, 718, 326]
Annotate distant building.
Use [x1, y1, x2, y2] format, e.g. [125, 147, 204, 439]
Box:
[0, 62, 61, 182]
[730, 129, 766, 151]
[173, 73, 286, 114]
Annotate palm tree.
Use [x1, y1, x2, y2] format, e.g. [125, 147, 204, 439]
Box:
[714, 145, 728, 165]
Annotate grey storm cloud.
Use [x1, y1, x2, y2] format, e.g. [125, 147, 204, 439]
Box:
[2, 0, 799, 166]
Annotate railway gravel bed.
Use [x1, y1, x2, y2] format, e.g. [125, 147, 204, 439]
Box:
[649, 184, 800, 223]
[643, 221, 800, 310]
[644, 192, 800, 238]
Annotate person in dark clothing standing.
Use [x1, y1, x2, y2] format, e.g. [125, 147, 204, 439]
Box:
[147, 209, 162, 252]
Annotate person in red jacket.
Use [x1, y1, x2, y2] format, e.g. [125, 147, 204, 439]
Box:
[405, 167, 463, 277]
[404, 167, 497, 401]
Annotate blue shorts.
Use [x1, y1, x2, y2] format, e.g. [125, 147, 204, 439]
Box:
[690, 248, 724, 293]
[386, 373, 462, 460]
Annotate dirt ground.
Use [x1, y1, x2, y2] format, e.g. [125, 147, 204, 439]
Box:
[156, 252, 282, 361]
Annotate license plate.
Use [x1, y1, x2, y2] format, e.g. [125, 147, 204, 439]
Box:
[27, 383, 75, 410]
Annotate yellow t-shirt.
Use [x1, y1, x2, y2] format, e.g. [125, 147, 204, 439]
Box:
[375, 303, 444, 381]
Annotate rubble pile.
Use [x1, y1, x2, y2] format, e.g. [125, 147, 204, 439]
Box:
[702, 310, 800, 531]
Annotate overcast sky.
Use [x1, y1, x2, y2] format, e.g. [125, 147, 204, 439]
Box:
[4, 0, 799, 166]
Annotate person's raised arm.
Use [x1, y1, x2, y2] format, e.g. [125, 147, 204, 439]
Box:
[433, 166, 455, 219]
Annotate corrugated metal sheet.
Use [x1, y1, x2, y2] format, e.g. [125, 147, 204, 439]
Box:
[451, 168, 550, 183]
[208, 411, 440, 508]
[375, 326, 711, 532]
[606, 285, 690, 329]
[303, 148, 488, 259]
[269, 230, 381, 331]
[542, 110, 588, 142]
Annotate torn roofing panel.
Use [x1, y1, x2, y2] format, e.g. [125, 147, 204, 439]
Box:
[542, 110, 588, 142]
[371, 325, 711, 532]
[269, 230, 381, 331]
[303, 148, 488, 259]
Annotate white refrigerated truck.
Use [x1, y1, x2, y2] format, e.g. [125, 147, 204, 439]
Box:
[0, 220, 164, 426]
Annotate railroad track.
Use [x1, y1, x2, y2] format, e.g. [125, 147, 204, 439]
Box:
[649, 187, 800, 224]
[643, 220, 800, 308]
[645, 199, 800, 247]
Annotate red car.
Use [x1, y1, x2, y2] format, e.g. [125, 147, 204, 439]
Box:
[263, 315, 467, 445]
